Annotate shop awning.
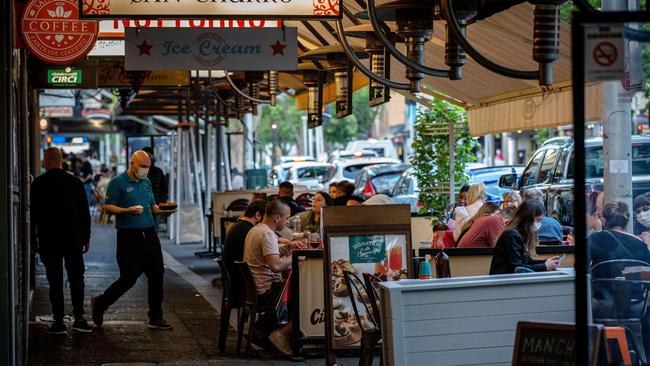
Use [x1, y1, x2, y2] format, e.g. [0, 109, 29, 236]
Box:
[288, 2, 576, 135]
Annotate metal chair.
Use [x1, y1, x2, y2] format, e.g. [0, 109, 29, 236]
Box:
[590, 259, 650, 279]
[591, 278, 648, 365]
[216, 259, 242, 352]
[362, 272, 383, 331]
[342, 270, 382, 366]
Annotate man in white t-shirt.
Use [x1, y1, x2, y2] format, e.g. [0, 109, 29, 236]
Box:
[243, 199, 293, 356]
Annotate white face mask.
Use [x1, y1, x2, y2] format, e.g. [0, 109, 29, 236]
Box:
[136, 167, 149, 179]
[534, 222, 542, 232]
[636, 210, 650, 227]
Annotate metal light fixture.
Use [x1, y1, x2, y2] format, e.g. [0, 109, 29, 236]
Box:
[224, 70, 279, 108]
[207, 70, 252, 116]
[304, 69, 327, 128]
[435, 0, 477, 80]
[300, 45, 367, 118]
[344, 24, 395, 106]
[358, 0, 451, 92]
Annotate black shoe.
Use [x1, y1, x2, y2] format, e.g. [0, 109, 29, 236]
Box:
[147, 318, 173, 330]
[46, 321, 67, 335]
[72, 318, 93, 333]
[91, 295, 104, 327]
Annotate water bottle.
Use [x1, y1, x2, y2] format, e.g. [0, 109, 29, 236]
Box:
[419, 255, 432, 280]
[290, 216, 302, 233]
[435, 248, 451, 278]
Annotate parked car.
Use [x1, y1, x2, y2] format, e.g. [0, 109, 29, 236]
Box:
[346, 139, 399, 159]
[498, 135, 650, 226]
[285, 162, 332, 190]
[323, 157, 402, 186]
[269, 161, 314, 186]
[354, 163, 411, 199]
[391, 166, 524, 213]
[328, 149, 378, 162]
[278, 155, 315, 164]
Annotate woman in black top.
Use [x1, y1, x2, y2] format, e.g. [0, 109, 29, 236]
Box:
[298, 191, 333, 233]
[489, 201, 561, 274]
[588, 201, 650, 269]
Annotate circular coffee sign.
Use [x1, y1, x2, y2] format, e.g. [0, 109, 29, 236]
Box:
[21, 0, 98, 64]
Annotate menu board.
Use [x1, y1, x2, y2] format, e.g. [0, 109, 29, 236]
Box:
[329, 234, 408, 350]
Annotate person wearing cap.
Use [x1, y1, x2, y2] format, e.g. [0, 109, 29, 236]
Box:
[91, 150, 175, 330]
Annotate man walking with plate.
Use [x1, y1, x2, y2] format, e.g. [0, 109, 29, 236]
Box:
[91, 150, 175, 330]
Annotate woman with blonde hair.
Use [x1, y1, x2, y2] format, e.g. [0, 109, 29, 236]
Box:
[453, 183, 486, 241]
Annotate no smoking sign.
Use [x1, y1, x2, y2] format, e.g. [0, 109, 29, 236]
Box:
[585, 26, 624, 82]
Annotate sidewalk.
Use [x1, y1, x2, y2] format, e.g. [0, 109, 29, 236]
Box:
[28, 223, 334, 366]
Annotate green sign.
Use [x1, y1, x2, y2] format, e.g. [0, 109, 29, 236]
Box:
[47, 68, 82, 86]
[349, 235, 386, 264]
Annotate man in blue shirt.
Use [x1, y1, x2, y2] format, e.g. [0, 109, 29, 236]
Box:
[91, 151, 174, 330]
[523, 188, 564, 243]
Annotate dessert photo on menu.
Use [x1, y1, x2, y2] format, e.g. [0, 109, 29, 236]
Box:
[329, 234, 407, 349]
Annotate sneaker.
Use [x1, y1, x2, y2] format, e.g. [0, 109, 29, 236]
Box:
[268, 330, 292, 357]
[72, 318, 93, 333]
[91, 295, 104, 327]
[147, 318, 173, 330]
[46, 321, 67, 335]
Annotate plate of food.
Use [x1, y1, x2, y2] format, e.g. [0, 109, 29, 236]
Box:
[332, 259, 356, 277]
[158, 202, 177, 212]
[333, 322, 362, 347]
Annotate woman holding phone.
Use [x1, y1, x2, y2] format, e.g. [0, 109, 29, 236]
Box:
[489, 201, 562, 274]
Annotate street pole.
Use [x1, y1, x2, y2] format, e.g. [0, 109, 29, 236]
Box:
[301, 115, 308, 156]
[602, 0, 636, 232]
[242, 113, 254, 171]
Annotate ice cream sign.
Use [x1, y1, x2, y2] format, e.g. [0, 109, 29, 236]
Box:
[125, 28, 297, 71]
[81, 0, 340, 19]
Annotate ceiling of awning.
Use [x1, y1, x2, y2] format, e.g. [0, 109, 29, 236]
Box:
[286, 2, 574, 135]
[111, 1, 574, 135]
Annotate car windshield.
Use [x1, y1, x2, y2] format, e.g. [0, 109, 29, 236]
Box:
[343, 163, 376, 179]
[371, 172, 404, 195]
[297, 166, 329, 179]
[586, 143, 650, 177]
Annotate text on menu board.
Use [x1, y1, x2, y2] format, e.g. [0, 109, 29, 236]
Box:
[349, 235, 385, 264]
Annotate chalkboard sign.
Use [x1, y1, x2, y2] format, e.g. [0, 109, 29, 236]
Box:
[512, 321, 609, 366]
[349, 235, 386, 263]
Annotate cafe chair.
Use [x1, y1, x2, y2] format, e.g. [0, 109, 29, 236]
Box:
[342, 270, 382, 366]
[235, 261, 280, 358]
[590, 259, 650, 279]
[362, 272, 383, 331]
[295, 193, 314, 209]
[216, 259, 243, 353]
[226, 199, 250, 212]
[591, 278, 648, 365]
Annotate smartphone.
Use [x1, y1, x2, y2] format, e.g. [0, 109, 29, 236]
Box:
[557, 254, 566, 262]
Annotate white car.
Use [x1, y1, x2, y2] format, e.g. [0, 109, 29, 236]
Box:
[323, 157, 402, 186]
[346, 139, 398, 159]
[328, 149, 378, 162]
[284, 162, 333, 190]
[278, 155, 315, 164]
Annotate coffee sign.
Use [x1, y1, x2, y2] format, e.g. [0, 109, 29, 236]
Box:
[81, 0, 340, 19]
[22, 0, 98, 64]
[349, 235, 386, 264]
[124, 28, 297, 71]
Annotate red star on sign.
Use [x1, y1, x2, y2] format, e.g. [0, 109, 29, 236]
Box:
[270, 40, 286, 56]
[137, 40, 153, 56]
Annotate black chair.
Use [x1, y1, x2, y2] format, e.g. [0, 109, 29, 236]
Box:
[591, 278, 649, 365]
[590, 259, 650, 279]
[342, 270, 382, 366]
[362, 272, 383, 331]
[216, 259, 243, 352]
[236, 261, 280, 358]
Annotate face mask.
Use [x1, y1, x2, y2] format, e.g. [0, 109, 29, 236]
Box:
[637, 210, 650, 227]
[136, 167, 149, 179]
[534, 222, 542, 232]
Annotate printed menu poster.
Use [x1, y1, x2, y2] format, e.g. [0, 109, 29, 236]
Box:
[329, 234, 407, 349]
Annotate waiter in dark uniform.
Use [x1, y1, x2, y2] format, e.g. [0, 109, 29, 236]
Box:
[91, 150, 174, 330]
[31, 147, 92, 334]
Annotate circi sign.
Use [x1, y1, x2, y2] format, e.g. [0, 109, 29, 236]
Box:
[21, 0, 98, 65]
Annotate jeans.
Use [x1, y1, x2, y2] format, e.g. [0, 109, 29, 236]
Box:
[40, 249, 86, 322]
[94, 227, 165, 321]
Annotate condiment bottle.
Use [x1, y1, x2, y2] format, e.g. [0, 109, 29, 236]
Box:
[419, 255, 432, 280]
[435, 248, 451, 278]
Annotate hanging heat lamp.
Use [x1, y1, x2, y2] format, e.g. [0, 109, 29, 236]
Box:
[344, 24, 395, 107]
[299, 44, 367, 119]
